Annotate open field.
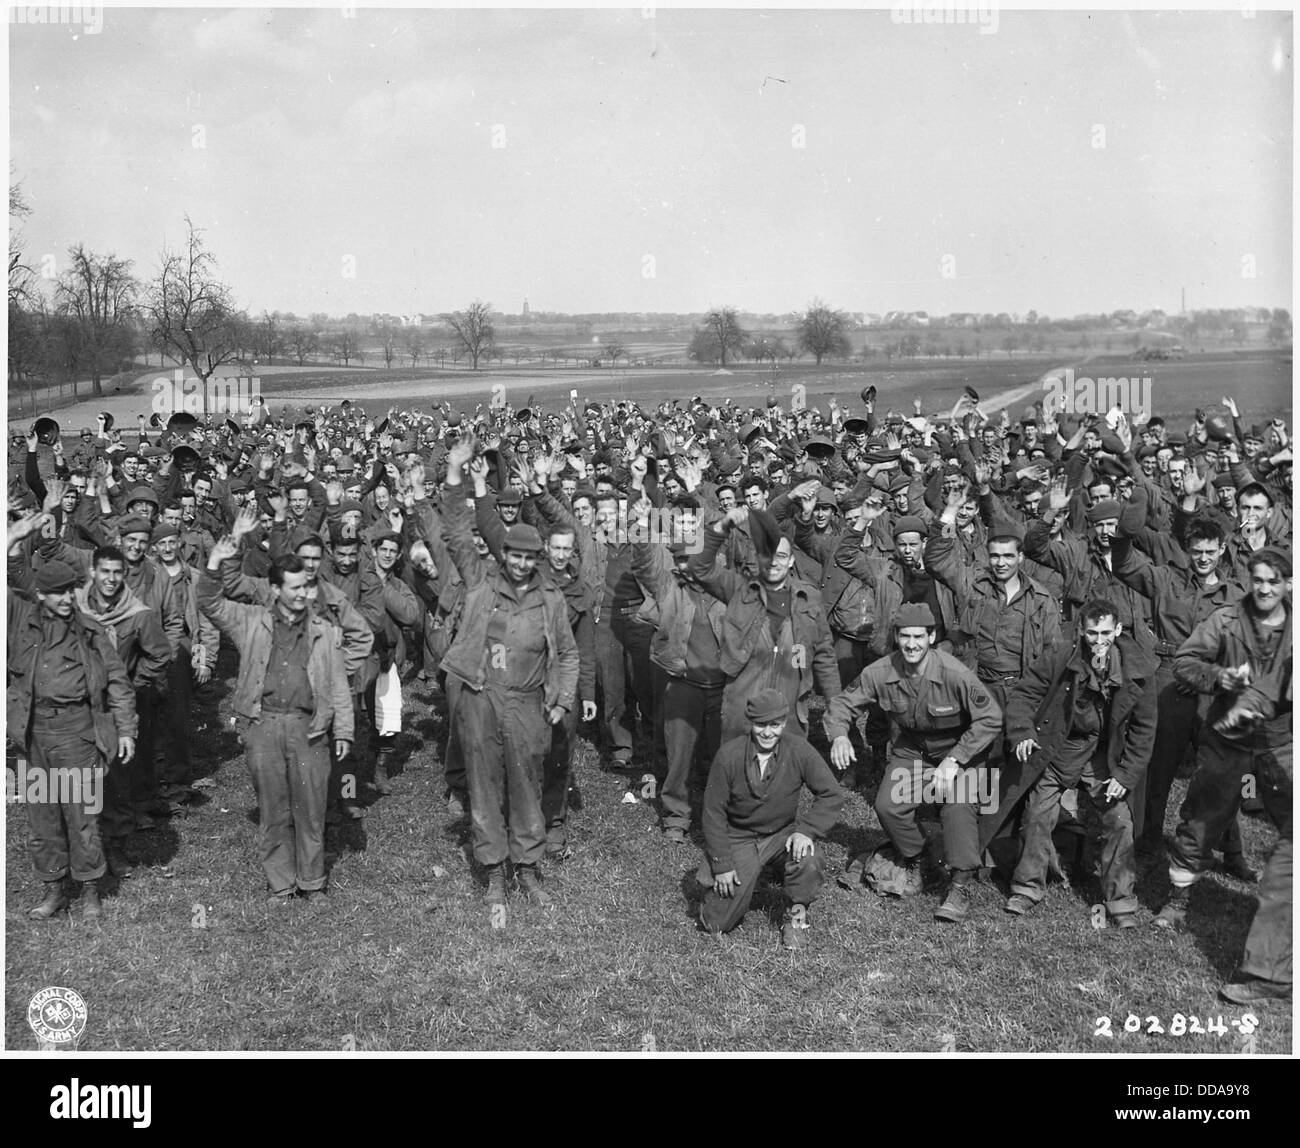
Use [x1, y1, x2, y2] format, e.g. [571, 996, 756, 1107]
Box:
[5, 667, 1289, 1053]
[21, 349, 1292, 435]
[5, 349, 1291, 1053]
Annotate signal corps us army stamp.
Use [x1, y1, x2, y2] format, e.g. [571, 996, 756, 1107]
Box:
[28, 987, 89, 1048]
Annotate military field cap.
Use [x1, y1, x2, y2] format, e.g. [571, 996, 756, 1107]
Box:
[118, 515, 154, 538]
[745, 688, 790, 724]
[496, 488, 523, 505]
[892, 514, 927, 539]
[35, 560, 79, 593]
[1086, 499, 1122, 523]
[894, 602, 937, 629]
[1212, 473, 1237, 490]
[125, 485, 160, 507]
[815, 485, 838, 507]
[987, 519, 1025, 545]
[151, 523, 179, 542]
[502, 524, 543, 553]
[843, 416, 871, 435]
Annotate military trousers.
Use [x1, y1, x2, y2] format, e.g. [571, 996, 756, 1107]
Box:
[243, 712, 330, 895]
[25, 709, 106, 884]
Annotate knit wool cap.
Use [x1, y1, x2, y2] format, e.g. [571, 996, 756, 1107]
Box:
[894, 602, 937, 629]
[745, 688, 790, 723]
[35, 560, 79, 593]
[1085, 499, 1122, 523]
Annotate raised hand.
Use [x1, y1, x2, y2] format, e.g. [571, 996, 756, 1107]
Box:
[208, 534, 240, 565]
[232, 506, 260, 539]
[1182, 465, 1207, 496]
[42, 478, 66, 513]
[446, 435, 477, 472]
[1047, 474, 1070, 512]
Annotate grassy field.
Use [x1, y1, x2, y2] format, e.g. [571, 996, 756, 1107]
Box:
[29, 348, 1290, 436]
[226, 349, 1296, 426]
[6, 351, 1291, 1053]
[5, 658, 1289, 1053]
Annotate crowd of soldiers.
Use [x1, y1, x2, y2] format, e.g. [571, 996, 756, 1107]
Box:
[5, 383, 1293, 1005]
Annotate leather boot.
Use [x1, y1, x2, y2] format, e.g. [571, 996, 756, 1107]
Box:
[81, 880, 104, 921]
[29, 880, 69, 920]
[515, 864, 551, 906]
[482, 864, 508, 906]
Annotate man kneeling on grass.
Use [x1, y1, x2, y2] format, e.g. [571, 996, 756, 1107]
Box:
[698, 689, 845, 949]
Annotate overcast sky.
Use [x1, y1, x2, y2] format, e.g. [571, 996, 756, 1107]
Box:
[8, 6, 1292, 319]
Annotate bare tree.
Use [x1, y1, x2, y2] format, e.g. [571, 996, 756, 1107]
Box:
[255, 310, 283, 362]
[604, 338, 627, 367]
[9, 180, 35, 310]
[56, 244, 139, 397]
[796, 299, 852, 365]
[329, 328, 362, 366]
[378, 323, 400, 368]
[146, 217, 243, 416]
[286, 324, 319, 366]
[692, 307, 748, 366]
[404, 328, 425, 368]
[442, 300, 495, 370]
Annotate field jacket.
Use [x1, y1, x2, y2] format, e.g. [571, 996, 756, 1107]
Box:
[196, 571, 354, 742]
[437, 486, 579, 712]
[923, 522, 1062, 676]
[7, 589, 139, 761]
[631, 538, 728, 680]
[686, 525, 840, 727]
[1174, 600, 1292, 748]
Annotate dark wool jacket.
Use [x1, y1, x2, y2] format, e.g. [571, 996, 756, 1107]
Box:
[701, 730, 845, 876]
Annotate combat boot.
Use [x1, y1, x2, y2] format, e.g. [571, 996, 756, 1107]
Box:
[81, 880, 103, 921]
[482, 864, 508, 906]
[29, 880, 69, 920]
[515, 864, 551, 906]
[934, 881, 973, 924]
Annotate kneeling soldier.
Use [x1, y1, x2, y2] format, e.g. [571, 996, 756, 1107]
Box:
[825, 603, 1003, 923]
[699, 689, 845, 949]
